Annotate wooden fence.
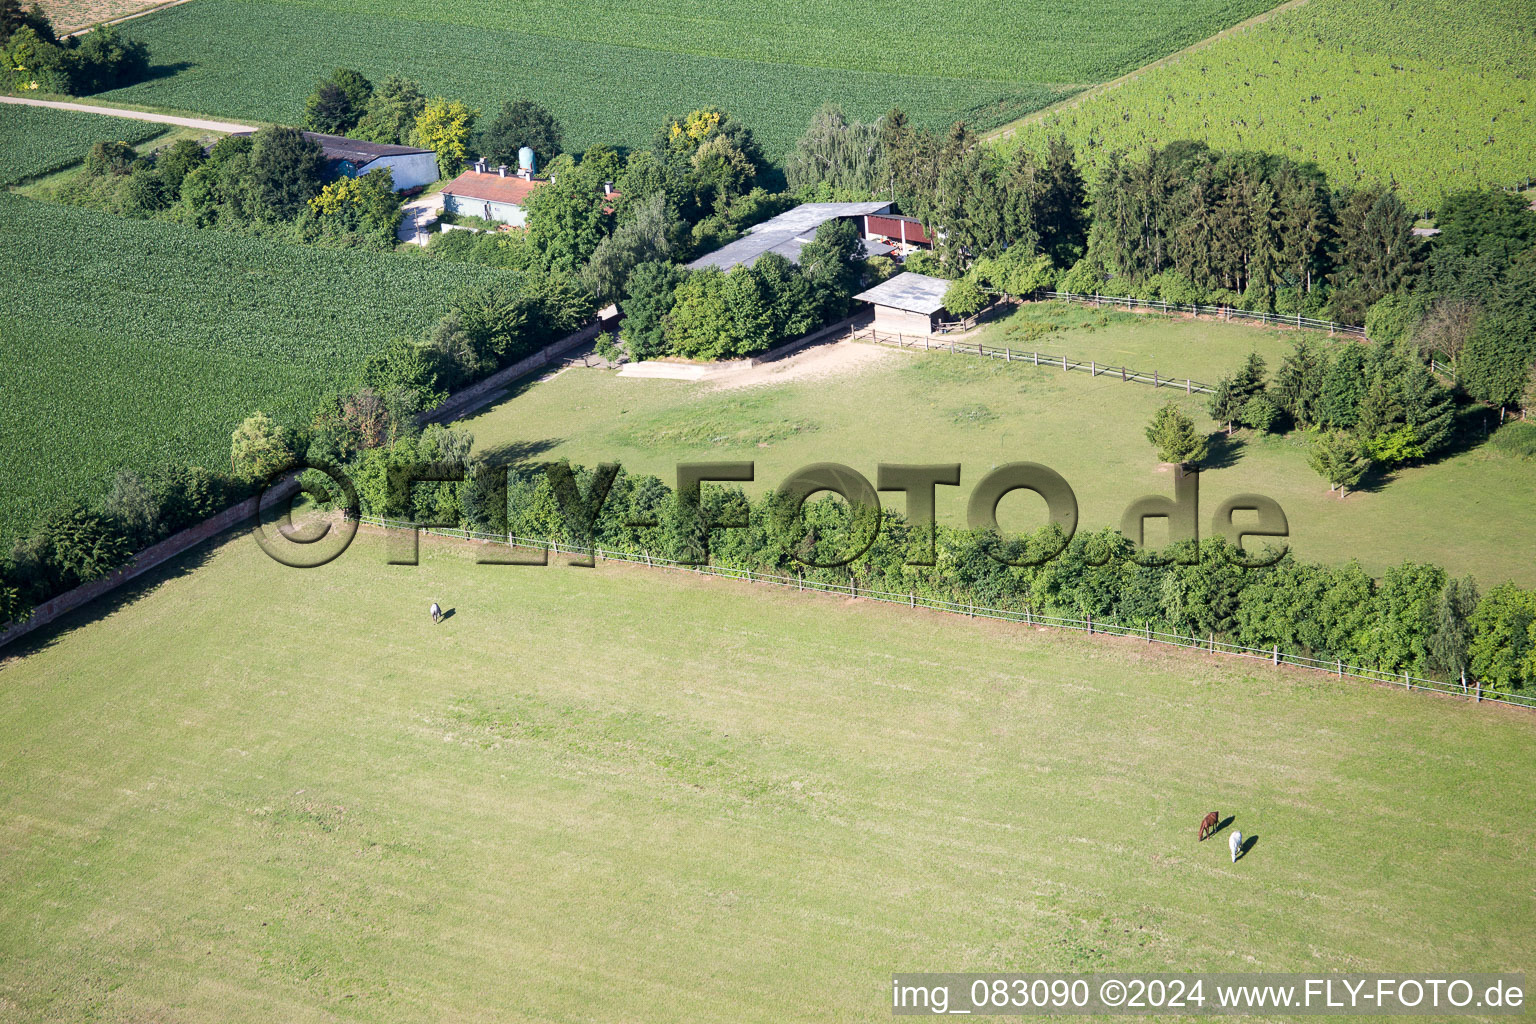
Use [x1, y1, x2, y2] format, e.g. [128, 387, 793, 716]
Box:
[1044, 290, 1368, 337]
[854, 327, 1217, 395]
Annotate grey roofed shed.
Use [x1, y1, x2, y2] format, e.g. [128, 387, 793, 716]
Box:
[686, 201, 892, 271]
[854, 272, 953, 335]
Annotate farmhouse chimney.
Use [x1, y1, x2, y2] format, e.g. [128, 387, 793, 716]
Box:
[603, 180, 614, 195]
[498, 164, 507, 178]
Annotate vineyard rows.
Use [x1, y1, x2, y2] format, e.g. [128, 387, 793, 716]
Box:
[998, 0, 1536, 208]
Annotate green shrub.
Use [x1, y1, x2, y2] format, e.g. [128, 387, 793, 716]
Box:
[1489, 420, 1536, 458]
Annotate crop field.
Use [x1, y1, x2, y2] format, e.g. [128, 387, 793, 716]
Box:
[461, 308, 1536, 588]
[0, 192, 520, 548]
[993, 0, 1536, 209]
[0, 526, 1532, 1021]
[96, 0, 1280, 159]
[0, 102, 165, 185]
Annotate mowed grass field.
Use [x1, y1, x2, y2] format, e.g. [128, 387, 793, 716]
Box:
[461, 307, 1536, 588]
[96, 0, 1280, 158]
[0, 528, 1533, 1021]
[993, 0, 1536, 208]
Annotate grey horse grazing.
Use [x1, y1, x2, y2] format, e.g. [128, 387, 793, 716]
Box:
[1229, 830, 1243, 862]
[430, 602, 442, 624]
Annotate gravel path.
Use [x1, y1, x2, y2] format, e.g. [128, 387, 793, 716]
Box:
[0, 95, 254, 134]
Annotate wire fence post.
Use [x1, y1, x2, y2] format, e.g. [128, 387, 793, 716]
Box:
[1272, 644, 1279, 666]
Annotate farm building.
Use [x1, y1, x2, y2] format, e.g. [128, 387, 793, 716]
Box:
[687, 201, 895, 271]
[864, 212, 933, 254]
[440, 161, 545, 226]
[854, 273, 953, 335]
[228, 131, 437, 191]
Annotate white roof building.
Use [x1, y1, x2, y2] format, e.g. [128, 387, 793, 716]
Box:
[687, 201, 893, 271]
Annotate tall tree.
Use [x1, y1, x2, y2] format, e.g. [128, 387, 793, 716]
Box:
[1329, 186, 1416, 323]
[303, 67, 372, 134]
[1306, 431, 1368, 496]
[249, 125, 326, 219]
[352, 74, 426, 145]
[477, 99, 564, 168]
[784, 104, 886, 199]
[1272, 337, 1330, 428]
[1037, 134, 1087, 265]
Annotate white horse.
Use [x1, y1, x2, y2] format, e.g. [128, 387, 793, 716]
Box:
[1229, 829, 1243, 862]
[429, 602, 442, 624]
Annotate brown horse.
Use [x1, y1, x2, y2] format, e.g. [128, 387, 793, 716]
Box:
[1198, 811, 1220, 841]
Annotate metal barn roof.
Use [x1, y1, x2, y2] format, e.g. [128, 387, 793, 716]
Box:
[853, 273, 952, 315]
[229, 131, 434, 167]
[686, 201, 892, 271]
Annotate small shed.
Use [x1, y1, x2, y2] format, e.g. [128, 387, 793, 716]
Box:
[854, 273, 952, 335]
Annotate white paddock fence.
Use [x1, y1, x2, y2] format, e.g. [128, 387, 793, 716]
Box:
[1044, 291, 1368, 337]
[855, 326, 1218, 394]
[353, 515, 1535, 713]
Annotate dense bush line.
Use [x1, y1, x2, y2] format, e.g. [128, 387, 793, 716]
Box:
[0, 189, 525, 548]
[39, 126, 407, 249]
[1, 2, 150, 95]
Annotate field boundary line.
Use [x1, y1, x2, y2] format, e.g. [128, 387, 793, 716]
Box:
[61, 0, 199, 35]
[0, 477, 300, 651]
[353, 516, 1536, 714]
[984, 0, 1312, 143]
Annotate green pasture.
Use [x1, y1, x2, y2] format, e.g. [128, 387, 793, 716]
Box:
[461, 307, 1536, 587]
[0, 528, 1531, 1021]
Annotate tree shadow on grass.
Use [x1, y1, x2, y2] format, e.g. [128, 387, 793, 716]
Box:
[475, 437, 562, 471]
[1201, 432, 1246, 471]
[125, 61, 196, 85]
[0, 533, 220, 663]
